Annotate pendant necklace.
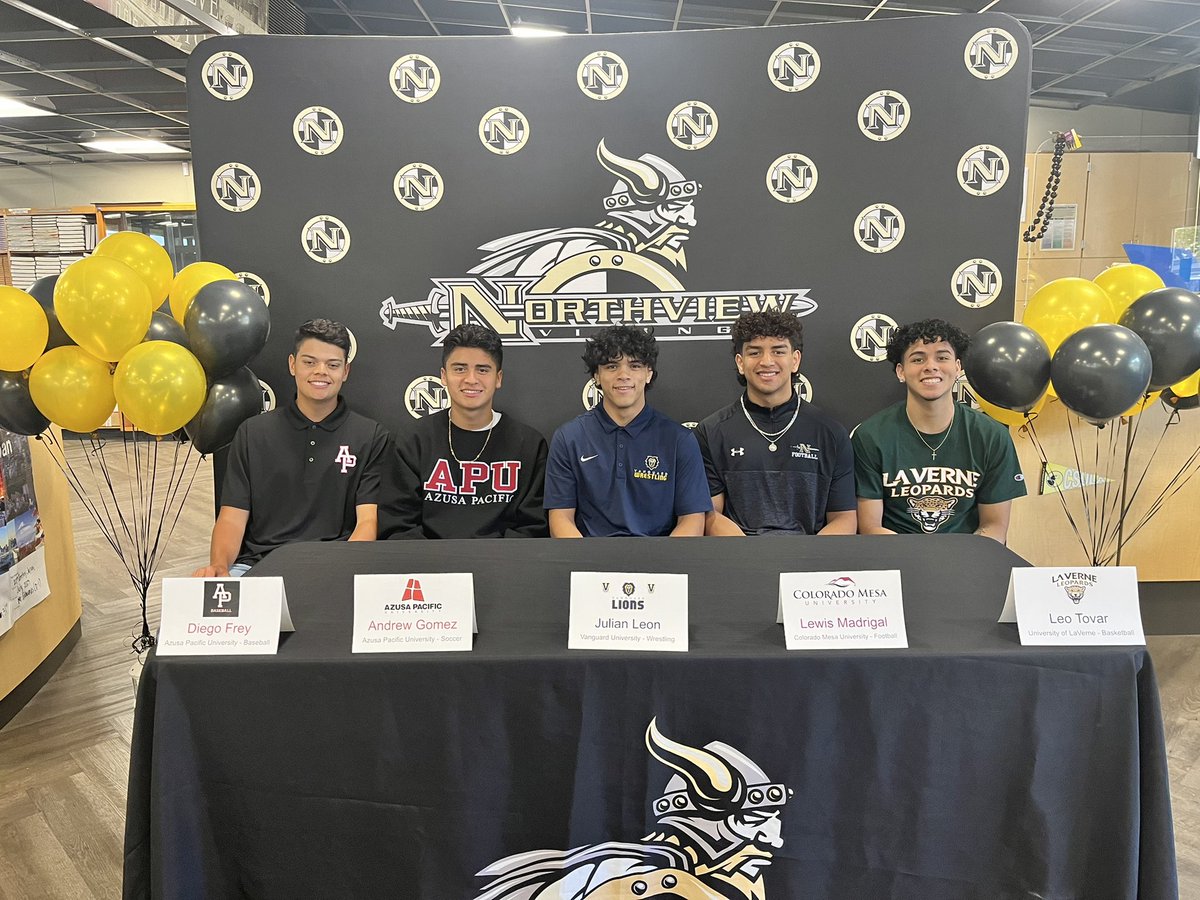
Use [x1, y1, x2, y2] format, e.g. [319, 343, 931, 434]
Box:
[909, 410, 954, 461]
[740, 396, 800, 452]
[448, 415, 494, 463]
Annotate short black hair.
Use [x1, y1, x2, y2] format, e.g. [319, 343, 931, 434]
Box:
[886, 318, 970, 367]
[293, 319, 350, 358]
[442, 324, 503, 370]
[583, 325, 658, 386]
[731, 311, 803, 387]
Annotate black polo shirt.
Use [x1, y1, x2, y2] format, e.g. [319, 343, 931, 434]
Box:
[221, 397, 392, 565]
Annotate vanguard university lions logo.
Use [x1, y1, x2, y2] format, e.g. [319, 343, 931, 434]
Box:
[473, 719, 790, 899]
[380, 141, 816, 345]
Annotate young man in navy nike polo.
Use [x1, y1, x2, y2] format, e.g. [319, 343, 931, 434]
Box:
[544, 325, 710, 537]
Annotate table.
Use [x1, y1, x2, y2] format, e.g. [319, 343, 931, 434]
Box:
[123, 535, 1177, 899]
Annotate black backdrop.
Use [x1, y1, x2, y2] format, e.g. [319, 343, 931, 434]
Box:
[187, 13, 1030, 440]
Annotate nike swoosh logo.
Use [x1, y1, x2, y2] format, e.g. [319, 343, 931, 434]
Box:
[580, 454, 599, 463]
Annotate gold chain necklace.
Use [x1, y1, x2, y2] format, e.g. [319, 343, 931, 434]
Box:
[908, 411, 954, 461]
[448, 414, 494, 463]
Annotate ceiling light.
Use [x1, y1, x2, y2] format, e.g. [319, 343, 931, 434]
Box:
[511, 22, 563, 37]
[81, 138, 186, 155]
[0, 97, 56, 118]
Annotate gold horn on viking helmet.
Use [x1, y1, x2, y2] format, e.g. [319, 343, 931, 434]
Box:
[597, 139, 662, 199]
[646, 718, 744, 809]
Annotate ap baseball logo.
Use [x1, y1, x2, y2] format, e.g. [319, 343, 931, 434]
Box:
[965, 28, 1018, 80]
[202, 51, 253, 101]
[203, 581, 240, 617]
[211, 162, 260, 213]
[391, 54, 440, 103]
[577, 51, 628, 101]
[335, 445, 358, 473]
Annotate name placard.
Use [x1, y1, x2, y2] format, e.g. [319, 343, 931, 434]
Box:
[158, 577, 294, 656]
[569, 572, 687, 652]
[778, 570, 907, 649]
[1000, 566, 1145, 645]
[353, 573, 475, 653]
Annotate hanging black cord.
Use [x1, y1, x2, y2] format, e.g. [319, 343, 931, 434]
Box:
[1022, 133, 1067, 243]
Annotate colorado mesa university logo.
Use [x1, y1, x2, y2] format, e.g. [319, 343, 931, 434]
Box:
[380, 140, 817, 346]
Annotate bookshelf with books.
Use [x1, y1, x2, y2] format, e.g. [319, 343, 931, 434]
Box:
[0, 206, 99, 290]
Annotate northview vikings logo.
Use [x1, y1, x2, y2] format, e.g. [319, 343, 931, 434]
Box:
[907, 496, 957, 533]
[379, 140, 816, 346]
[473, 719, 790, 900]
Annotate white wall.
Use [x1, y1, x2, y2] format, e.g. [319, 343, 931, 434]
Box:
[1027, 105, 1196, 153]
[0, 160, 196, 208]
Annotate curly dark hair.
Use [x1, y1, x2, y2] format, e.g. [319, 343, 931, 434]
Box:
[885, 318, 970, 368]
[731, 311, 803, 386]
[293, 319, 350, 358]
[442, 323, 503, 370]
[583, 325, 658, 388]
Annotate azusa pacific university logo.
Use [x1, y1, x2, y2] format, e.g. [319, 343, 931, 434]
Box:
[293, 106, 343, 156]
[850, 313, 898, 362]
[577, 51, 628, 101]
[766, 154, 818, 204]
[952, 258, 1002, 308]
[965, 28, 1018, 80]
[391, 54, 440, 103]
[302, 215, 350, 264]
[211, 162, 260, 213]
[473, 719, 790, 900]
[768, 41, 820, 92]
[203, 581, 240, 617]
[202, 50, 253, 101]
[858, 90, 909, 142]
[854, 203, 905, 253]
[335, 445, 357, 473]
[379, 140, 817, 346]
[957, 144, 1009, 196]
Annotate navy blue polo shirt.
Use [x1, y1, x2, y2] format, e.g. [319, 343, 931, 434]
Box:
[544, 403, 711, 536]
[221, 397, 392, 565]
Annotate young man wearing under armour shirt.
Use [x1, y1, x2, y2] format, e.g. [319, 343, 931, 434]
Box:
[852, 318, 1026, 541]
[544, 325, 710, 537]
[695, 310, 856, 536]
[192, 319, 392, 577]
[383, 324, 548, 538]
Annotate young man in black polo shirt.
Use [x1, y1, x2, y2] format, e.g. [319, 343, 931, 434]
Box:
[382, 324, 548, 538]
[192, 319, 391, 577]
[695, 310, 856, 536]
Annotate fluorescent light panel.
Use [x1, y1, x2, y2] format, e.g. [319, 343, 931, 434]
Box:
[81, 138, 186, 155]
[0, 97, 55, 118]
[511, 23, 564, 36]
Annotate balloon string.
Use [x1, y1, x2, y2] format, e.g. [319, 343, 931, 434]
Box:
[1097, 406, 1170, 563]
[1063, 413, 1101, 565]
[1021, 417, 1093, 564]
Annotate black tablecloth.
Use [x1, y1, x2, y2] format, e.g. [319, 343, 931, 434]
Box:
[123, 535, 1177, 899]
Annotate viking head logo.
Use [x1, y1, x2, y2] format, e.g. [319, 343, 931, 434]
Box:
[907, 496, 958, 533]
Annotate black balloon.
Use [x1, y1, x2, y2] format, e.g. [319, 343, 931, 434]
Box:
[185, 367, 263, 453]
[0, 371, 50, 436]
[1051, 324, 1153, 426]
[26, 274, 75, 350]
[1117, 286, 1200, 390]
[184, 279, 270, 379]
[145, 310, 190, 348]
[965, 321, 1050, 413]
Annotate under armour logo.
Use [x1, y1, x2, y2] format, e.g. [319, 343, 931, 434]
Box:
[335, 445, 358, 473]
[730, 447, 745, 456]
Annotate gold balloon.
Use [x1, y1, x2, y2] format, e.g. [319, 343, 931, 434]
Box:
[1120, 391, 1161, 418]
[1171, 369, 1200, 399]
[1093, 264, 1166, 318]
[970, 390, 1046, 428]
[29, 346, 115, 433]
[114, 341, 207, 436]
[94, 231, 175, 307]
[0, 286, 49, 372]
[169, 262, 235, 323]
[54, 256, 154, 362]
[1023, 278, 1117, 355]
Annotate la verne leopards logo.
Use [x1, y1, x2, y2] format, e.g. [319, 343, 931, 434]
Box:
[379, 140, 817, 346]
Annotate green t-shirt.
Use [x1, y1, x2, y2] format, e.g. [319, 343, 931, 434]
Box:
[852, 401, 1027, 535]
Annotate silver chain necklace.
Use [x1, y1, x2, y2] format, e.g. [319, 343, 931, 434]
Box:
[448, 415, 494, 463]
[909, 411, 954, 461]
[740, 395, 800, 452]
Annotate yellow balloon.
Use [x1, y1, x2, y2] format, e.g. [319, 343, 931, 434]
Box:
[971, 391, 1047, 428]
[113, 341, 207, 435]
[1120, 391, 1161, 418]
[1171, 369, 1200, 398]
[1094, 264, 1165, 318]
[54, 256, 154, 362]
[29, 346, 115, 433]
[170, 262, 236, 323]
[0, 286, 49, 372]
[94, 231, 175, 307]
[1023, 278, 1117, 355]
